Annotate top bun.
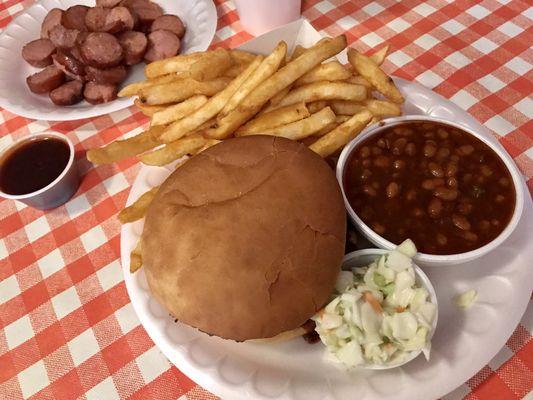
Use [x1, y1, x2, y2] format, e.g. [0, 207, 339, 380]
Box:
[142, 136, 346, 341]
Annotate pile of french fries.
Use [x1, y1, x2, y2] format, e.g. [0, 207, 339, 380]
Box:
[86, 34, 405, 272]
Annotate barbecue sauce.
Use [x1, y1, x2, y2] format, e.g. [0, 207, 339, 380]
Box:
[0, 137, 70, 195]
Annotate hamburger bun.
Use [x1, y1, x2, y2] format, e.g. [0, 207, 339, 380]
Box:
[142, 136, 346, 341]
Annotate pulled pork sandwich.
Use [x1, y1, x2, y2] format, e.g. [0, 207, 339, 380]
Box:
[142, 135, 346, 341]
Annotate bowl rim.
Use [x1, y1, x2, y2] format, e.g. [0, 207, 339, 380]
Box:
[336, 115, 525, 265]
[338, 248, 439, 370]
[0, 131, 75, 200]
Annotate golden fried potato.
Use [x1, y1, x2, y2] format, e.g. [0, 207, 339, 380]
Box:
[364, 99, 402, 117]
[348, 48, 404, 104]
[307, 100, 328, 114]
[86, 126, 165, 164]
[236, 102, 310, 135]
[134, 99, 170, 116]
[239, 107, 336, 140]
[274, 81, 366, 109]
[207, 36, 348, 139]
[160, 56, 264, 142]
[119, 74, 183, 97]
[150, 95, 208, 126]
[294, 61, 351, 87]
[138, 77, 230, 105]
[139, 135, 206, 166]
[190, 48, 233, 81]
[118, 186, 159, 224]
[309, 109, 373, 157]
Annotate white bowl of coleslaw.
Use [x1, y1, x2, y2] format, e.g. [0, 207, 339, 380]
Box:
[312, 240, 438, 370]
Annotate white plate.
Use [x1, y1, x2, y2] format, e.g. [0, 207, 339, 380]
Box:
[0, 0, 216, 121]
[120, 76, 533, 400]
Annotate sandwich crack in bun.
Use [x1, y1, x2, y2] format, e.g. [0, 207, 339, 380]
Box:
[142, 136, 346, 341]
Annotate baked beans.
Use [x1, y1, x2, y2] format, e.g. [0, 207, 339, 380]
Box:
[344, 121, 516, 255]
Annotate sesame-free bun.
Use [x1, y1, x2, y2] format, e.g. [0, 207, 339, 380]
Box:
[142, 136, 346, 341]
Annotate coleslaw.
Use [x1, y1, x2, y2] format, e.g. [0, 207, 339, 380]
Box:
[312, 239, 437, 368]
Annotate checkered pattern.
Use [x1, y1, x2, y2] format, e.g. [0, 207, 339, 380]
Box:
[0, 0, 532, 399]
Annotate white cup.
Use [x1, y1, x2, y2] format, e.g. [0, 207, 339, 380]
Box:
[234, 0, 302, 36]
[0, 132, 79, 210]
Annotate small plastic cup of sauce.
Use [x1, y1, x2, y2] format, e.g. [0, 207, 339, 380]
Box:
[0, 132, 79, 210]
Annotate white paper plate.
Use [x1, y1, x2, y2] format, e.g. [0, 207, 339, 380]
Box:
[120, 76, 533, 400]
[0, 0, 216, 121]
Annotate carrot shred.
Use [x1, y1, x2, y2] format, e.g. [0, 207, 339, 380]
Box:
[363, 291, 383, 314]
[395, 306, 405, 313]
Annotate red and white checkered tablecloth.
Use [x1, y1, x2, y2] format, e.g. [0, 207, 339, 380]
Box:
[0, 0, 531, 399]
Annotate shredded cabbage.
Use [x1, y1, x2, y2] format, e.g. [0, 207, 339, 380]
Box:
[312, 239, 436, 368]
[454, 289, 477, 309]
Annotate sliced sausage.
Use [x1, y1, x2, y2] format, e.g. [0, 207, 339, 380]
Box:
[85, 65, 127, 84]
[62, 5, 90, 31]
[121, 0, 163, 31]
[117, 31, 147, 65]
[26, 65, 65, 94]
[85, 7, 110, 32]
[144, 30, 180, 63]
[96, 0, 122, 7]
[49, 80, 84, 105]
[151, 15, 185, 39]
[104, 6, 137, 34]
[80, 32, 123, 68]
[49, 25, 80, 49]
[22, 39, 56, 67]
[84, 81, 118, 104]
[53, 51, 86, 81]
[41, 8, 63, 39]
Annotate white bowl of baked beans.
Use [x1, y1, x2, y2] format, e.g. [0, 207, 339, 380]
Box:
[336, 115, 525, 267]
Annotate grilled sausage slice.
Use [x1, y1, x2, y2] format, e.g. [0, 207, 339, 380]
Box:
[151, 15, 185, 39]
[26, 65, 65, 94]
[96, 0, 122, 7]
[85, 65, 127, 84]
[53, 51, 86, 81]
[144, 30, 180, 63]
[41, 8, 63, 39]
[121, 0, 163, 32]
[49, 25, 80, 49]
[49, 80, 84, 105]
[84, 81, 118, 104]
[117, 31, 147, 65]
[80, 32, 123, 68]
[104, 6, 137, 34]
[22, 39, 56, 67]
[62, 5, 90, 31]
[85, 7, 110, 32]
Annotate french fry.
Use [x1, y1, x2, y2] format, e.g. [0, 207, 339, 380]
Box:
[145, 52, 205, 79]
[224, 63, 249, 78]
[345, 75, 372, 89]
[330, 100, 366, 115]
[294, 61, 351, 87]
[207, 36, 348, 139]
[159, 56, 264, 142]
[364, 99, 402, 117]
[313, 121, 339, 137]
[190, 48, 233, 81]
[335, 115, 352, 124]
[193, 139, 221, 155]
[307, 100, 328, 114]
[134, 99, 170, 116]
[87, 126, 164, 164]
[118, 186, 159, 224]
[370, 44, 390, 66]
[230, 50, 257, 65]
[309, 109, 373, 157]
[240, 107, 336, 141]
[291, 44, 306, 59]
[138, 77, 230, 105]
[236, 102, 310, 135]
[130, 241, 143, 273]
[275, 81, 366, 109]
[220, 42, 287, 117]
[150, 95, 208, 126]
[119, 74, 183, 97]
[348, 48, 404, 104]
[139, 135, 206, 166]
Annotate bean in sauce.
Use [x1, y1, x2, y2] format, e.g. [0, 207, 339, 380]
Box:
[344, 121, 516, 255]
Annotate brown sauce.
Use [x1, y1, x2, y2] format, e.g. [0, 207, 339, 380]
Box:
[343, 121, 516, 255]
[0, 137, 70, 195]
